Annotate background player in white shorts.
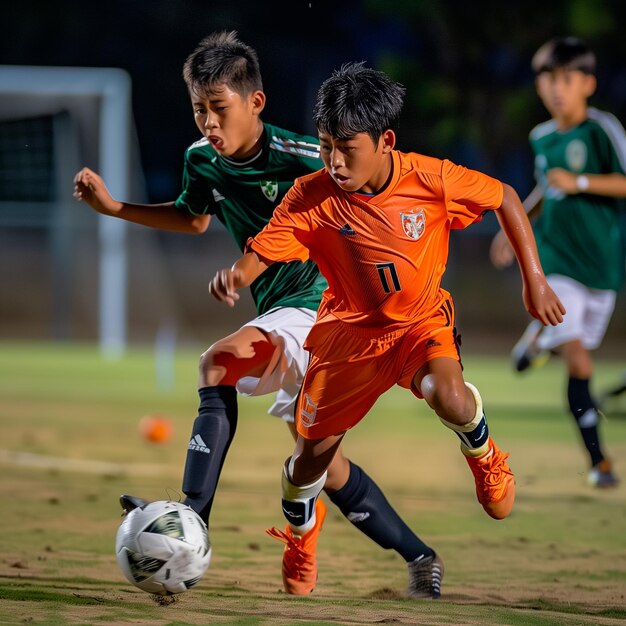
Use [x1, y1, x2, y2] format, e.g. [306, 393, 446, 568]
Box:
[490, 37, 626, 487]
[533, 275, 616, 356]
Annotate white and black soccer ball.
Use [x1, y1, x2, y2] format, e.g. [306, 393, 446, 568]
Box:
[115, 500, 211, 595]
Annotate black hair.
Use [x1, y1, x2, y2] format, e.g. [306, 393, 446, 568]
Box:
[532, 37, 596, 76]
[312, 62, 406, 144]
[182, 31, 263, 97]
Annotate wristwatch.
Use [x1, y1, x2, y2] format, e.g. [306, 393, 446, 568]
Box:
[576, 175, 590, 192]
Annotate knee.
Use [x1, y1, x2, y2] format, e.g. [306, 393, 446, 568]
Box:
[198, 346, 216, 377]
[425, 380, 473, 425]
[198, 344, 231, 387]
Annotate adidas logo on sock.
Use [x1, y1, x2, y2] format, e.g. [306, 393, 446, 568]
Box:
[188, 434, 211, 454]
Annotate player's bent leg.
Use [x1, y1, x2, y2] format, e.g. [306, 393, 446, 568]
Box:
[266, 435, 341, 595]
[455, 383, 515, 519]
[183, 327, 276, 523]
[120, 386, 240, 522]
[416, 358, 478, 429]
[266, 452, 329, 595]
[561, 341, 618, 487]
[182, 385, 238, 523]
[326, 457, 442, 598]
[119, 328, 277, 524]
[267, 497, 327, 595]
[285, 426, 442, 597]
[416, 360, 514, 520]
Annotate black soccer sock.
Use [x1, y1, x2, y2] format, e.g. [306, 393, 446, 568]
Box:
[328, 462, 434, 563]
[182, 385, 238, 525]
[567, 376, 604, 467]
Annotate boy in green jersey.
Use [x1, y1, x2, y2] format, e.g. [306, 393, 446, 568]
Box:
[490, 37, 626, 488]
[74, 31, 443, 598]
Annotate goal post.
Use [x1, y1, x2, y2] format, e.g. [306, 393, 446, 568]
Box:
[0, 65, 134, 358]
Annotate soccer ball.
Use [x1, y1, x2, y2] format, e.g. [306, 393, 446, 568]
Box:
[115, 500, 211, 595]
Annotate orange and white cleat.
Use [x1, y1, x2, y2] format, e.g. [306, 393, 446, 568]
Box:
[266, 498, 327, 595]
[464, 438, 515, 520]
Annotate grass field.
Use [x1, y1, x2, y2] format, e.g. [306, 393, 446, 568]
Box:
[1, 341, 625, 625]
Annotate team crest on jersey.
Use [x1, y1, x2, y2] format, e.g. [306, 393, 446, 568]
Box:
[401, 209, 426, 240]
[565, 139, 587, 172]
[260, 179, 278, 202]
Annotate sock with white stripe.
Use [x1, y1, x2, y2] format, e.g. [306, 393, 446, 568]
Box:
[568, 376, 605, 467]
[182, 385, 238, 525]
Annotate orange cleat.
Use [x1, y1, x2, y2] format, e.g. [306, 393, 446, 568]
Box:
[464, 438, 515, 520]
[266, 498, 327, 595]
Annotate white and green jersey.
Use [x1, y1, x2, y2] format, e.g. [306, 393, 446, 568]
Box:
[175, 123, 327, 314]
[530, 107, 626, 290]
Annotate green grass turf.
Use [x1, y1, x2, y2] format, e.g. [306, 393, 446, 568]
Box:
[0, 341, 625, 625]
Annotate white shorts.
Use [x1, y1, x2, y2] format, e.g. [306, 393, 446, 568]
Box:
[236, 307, 316, 422]
[536, 274, 616, 351]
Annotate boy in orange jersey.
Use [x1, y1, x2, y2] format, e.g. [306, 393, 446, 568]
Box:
[75, 33, 443, 599]
[209, 62, 565, 590]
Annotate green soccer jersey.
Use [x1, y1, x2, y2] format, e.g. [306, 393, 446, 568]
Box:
[175, 123, 327, 314]
[530, 107, 626, 290]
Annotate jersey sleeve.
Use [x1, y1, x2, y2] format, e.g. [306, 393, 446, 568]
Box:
[600, 114, 626, 175]
[174, 147, 217, 216]
[441, 159, 504, 229]
[245, 181, 313, 263]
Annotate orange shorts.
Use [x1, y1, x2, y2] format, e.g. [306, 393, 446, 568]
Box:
[296, 293, 461, 439]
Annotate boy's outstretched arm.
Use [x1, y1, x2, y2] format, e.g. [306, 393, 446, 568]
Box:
[496, 183, 565, 326]
[73, 167, 210, 234]
[209, 252, 271, 308]
[490, 184, 542, 268]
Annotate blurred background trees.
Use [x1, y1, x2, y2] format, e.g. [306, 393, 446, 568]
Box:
[1, 0, 624, 350]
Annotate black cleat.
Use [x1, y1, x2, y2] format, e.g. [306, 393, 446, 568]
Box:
[406, 552, 444, 599]
[119, 494, 149, 516]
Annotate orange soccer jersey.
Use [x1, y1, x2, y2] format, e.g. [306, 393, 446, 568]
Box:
[247, 150, 503, 332]
[246, 151, 504, 438]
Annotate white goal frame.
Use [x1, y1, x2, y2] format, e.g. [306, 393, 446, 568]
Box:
[0, 65, 133, 358]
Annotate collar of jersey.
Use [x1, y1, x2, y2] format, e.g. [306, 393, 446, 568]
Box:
[220, 147, 265, 168]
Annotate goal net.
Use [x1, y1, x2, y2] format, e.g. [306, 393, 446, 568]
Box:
[0, 65, 142, 357]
